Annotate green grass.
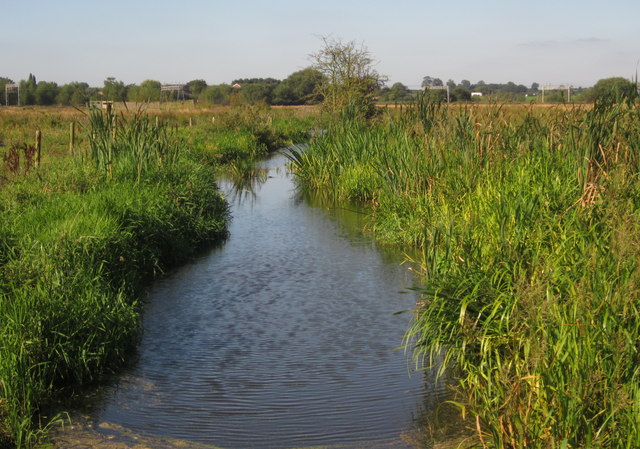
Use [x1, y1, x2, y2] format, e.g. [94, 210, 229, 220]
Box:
[289, 96, 640, 448]
[0, 104, 316, 448]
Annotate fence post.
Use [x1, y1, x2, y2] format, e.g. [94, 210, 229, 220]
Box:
[69, 122, 75, 155]
[35, 130, 42, 168]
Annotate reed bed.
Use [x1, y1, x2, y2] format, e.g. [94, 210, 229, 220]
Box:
[0, 104, 315, 448]
[289, 95, 640, 448]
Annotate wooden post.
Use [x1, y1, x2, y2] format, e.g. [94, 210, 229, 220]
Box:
[69, 122, 75, 155]
[189, 117, 192, 127]
[35, 130, 42, 168]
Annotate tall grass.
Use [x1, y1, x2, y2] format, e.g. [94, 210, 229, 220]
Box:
[289, 95, 640, 448]
[86, 108, 182, 181]
[0, 103, 317, 448]
[0, 110, 231, 448]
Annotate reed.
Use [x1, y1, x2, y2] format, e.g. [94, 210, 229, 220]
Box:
[289, 98, 640, 448]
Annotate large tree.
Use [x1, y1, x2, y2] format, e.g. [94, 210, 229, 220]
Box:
[186, 79, 208, 98]
[200, 84, 233, 105]
[127, 79, 161, 102]
[272, 68, 324, 105]
[102, 77, 127, 101]
[19, 73, 37, 105]
[34, 81, 59, 105]
[590, 77, 638, 104]
[57, 82, 90, 105]
[311, 37, 386, 119]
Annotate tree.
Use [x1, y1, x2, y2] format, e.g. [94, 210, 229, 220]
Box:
[34, 81, 58, 105]
[311, 37, 386, 119]
[186, 79, 208, 98]
[127, 79, 161, 102]
[590, 77, 638, 104]
[272, 68, 324, 105]
[460, 79, 471, 89]
[452, 86, 471, 102]
[20, 73, 37, 105]
[422, 76, 435, 88]
[0, 77, 14, 105]
[229, 78, 280, 104]
[383, 82, 412, 102]
[102, 77, 127, 101]
[446, 79, 456, 89]
[422, 76, 444, 88]
[57, 82, 90, 105]
[200, 84, 233, 105]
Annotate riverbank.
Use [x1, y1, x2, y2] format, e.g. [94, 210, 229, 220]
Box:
[0, 105, 317, 448]
[289, 97, 640, 448]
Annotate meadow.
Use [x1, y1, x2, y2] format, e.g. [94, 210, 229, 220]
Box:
[289, 96, 640, 448]
[0, 104, 315, 448]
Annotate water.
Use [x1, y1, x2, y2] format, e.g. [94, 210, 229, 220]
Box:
[72, 154, 446, 448]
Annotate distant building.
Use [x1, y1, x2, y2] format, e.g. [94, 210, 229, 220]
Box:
[471, 92, 483, 97]
[232, 83, 242, 89]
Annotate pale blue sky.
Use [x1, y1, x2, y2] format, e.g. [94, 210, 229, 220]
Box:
[2, 0, 639, 88]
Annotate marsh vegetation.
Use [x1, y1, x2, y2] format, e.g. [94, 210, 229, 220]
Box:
[0, 104, 313, 448]
[289, 93, 640, 448]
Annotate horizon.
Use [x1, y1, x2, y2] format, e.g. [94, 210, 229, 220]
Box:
[3, 0, 639, 89]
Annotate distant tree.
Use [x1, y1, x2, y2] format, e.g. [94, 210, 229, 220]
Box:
[311, 36, 386, 119]
[57, 82, 89, 105]
[422, 76, 435, 88]
[590, 77, 638, 104]
[473, 83, 490, 94]
[531, 82, 540, 92]
[200, 84, 233, 105]
[0, 77, 14, 105]
[422, 76, 444, 88]
[186, 79, 208, 98]
[504, 81, 527, 94]
[128, 79, 161, 102]
[460, 79, 471, 89]
[102, 77, 127, 101]
[272, 68, 324, 105]
[34, 81, 59, 105]
[446, 79, 456, 89]
[230, 78, 280, 104]
[452, 86, 471, 102]
[239, 83, 275, 104]
[386, 82, 412, 102]
[20, 73, 37, 105]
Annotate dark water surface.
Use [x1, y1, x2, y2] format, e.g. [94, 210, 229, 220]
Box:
[84, 154, 445, 448]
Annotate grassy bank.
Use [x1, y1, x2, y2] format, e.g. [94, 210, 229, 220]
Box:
[0, 105, 316, 448]
[289, 97, 640, 448]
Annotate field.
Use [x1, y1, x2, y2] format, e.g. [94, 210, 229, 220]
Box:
[0, 104, 316, 448]
[289, 96, 640, 448]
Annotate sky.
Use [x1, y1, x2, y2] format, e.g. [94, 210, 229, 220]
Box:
[2, 0, 639, 89]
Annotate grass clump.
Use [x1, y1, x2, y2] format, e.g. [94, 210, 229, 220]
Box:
[0, 108, 229, 448]
[289, 97, 640, 448]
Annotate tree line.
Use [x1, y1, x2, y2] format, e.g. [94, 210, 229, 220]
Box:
[0, 69, 637, 107]
[379, 76, 638, 104]
[0, 68, 326, 107]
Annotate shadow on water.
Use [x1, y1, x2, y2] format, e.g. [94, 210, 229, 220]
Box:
[50, 151, 463, 449]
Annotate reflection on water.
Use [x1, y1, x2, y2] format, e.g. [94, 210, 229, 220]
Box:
[61, 154, 450, 449]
